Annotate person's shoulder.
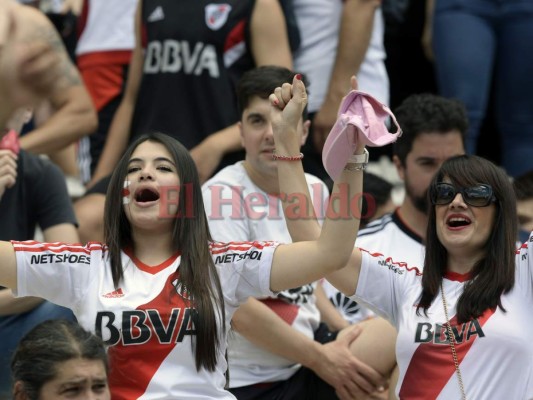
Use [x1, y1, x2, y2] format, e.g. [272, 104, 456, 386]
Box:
[20, 151, 64, 181]
[14, 3, 55, 38]
[358, 212, 394, 236]
[202, 162, 250, 190]
[209, 240, 278, 259]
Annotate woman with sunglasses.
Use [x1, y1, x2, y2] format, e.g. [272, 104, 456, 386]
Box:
[281, 153, 533, 399]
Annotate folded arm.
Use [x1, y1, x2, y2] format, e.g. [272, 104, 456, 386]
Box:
[0, 289, 42, 315]
[233, 297, 387, 397]
[315, 282, 350, 331]
[16, 5, 96, 154]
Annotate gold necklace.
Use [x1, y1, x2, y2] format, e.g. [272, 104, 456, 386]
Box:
[440, 283, 467, 400]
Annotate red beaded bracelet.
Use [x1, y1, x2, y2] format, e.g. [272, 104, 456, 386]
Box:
[272, 151, 304, 161]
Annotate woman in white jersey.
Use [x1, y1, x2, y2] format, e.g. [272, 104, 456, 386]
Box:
[287, 153, 533, 399]
[0, 76, 376, 399]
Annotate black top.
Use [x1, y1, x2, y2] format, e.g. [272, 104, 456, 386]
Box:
[0, 151, 77, 241]
[131, 0, 256, 149]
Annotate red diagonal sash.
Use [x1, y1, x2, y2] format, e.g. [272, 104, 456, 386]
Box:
[399, 308, 495, 399]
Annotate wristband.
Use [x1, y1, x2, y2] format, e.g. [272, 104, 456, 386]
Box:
[272, 151, 304, 161]
[344, 163, 367, 171]
[347, 148, 369, 164]
[0, 129, 20, 155]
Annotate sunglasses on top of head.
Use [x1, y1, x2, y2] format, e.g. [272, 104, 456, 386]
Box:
[430, 182, 497, 207]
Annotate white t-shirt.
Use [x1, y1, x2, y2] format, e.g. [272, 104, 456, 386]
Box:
[202, 162, 329, 387]
[14, 239, 279, 400]
[292, 0, 389, 112]
[76, 0, 137, 55]
[322, 210, 425, 323]
[351, 233, 533, 399]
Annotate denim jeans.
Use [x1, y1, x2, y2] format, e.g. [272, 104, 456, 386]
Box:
[432, 0, 533, 176]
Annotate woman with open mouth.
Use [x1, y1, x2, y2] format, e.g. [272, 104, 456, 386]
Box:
[0, 76, 379, 399]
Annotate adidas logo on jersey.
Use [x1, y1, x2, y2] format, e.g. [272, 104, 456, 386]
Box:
[147, 6, 165, 22]
[172, 279, 191, 300]
[102, 288, 125, 298]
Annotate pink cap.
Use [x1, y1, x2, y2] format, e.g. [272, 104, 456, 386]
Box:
[322, 90, 402, 181]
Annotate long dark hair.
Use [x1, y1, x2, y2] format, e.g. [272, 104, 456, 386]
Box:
[418, 155, 517, 323]
[11, 320, 108, 400]
[104, 132, 225, 372]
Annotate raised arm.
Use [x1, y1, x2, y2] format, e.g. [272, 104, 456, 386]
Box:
[269, 76, 364, 292]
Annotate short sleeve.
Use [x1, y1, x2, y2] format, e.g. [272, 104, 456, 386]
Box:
[351, 250, 422, 327]
[13, 241, 105, 309]
[212, 241, 280, 306]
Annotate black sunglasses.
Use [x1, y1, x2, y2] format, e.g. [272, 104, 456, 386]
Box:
[431, 182, 497, 207]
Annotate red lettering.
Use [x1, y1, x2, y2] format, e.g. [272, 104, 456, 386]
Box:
[206, 185, 244, 219]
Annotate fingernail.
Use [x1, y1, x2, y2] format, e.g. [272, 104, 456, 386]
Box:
[378, 386, 385, 392]
[295, 74, 302, 81]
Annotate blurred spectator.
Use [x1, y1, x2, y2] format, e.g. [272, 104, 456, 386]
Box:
[385, 0, 436, 111]
[90, 0, 292, 186]
[360, 171, 395, 228]
[0, 111, 78, 396]
[0, 4, 80, 394]
[75, 0, 138, 183]
[16, 0, 86, 181]
[5, 1, 96, 157]
[425, 0, 533, 177]
[292, 0, 388, 184]
[513, 170, 533, 244]
[75, 0, 293, 243]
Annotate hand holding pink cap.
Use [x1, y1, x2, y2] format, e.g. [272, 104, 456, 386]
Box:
[322, 90, 402, 181]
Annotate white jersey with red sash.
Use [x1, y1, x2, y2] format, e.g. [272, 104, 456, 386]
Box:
[13, 240, 279, 400]
[352, 233, 533, 399]
[322, 210, 425, 324]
